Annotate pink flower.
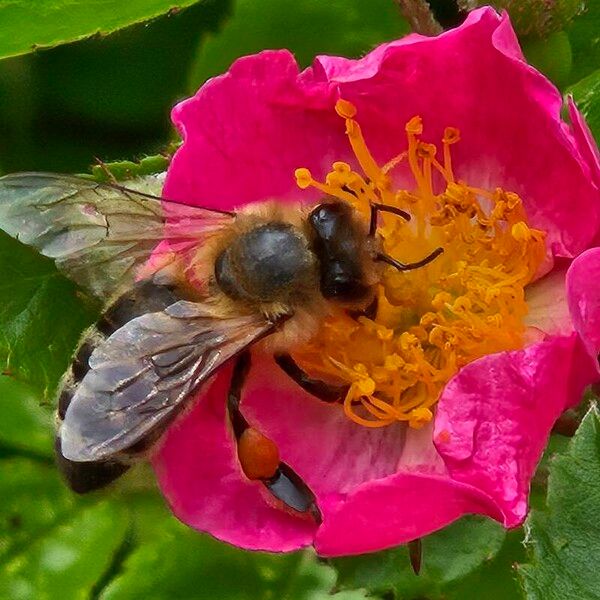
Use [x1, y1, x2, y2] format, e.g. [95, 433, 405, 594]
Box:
[151, 7, 600, 555]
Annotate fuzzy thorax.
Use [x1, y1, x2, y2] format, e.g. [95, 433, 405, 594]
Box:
[187, 202, 349, 351]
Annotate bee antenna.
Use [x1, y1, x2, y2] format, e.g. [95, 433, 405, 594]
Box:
[369, 203, 411, 236]
[376, 247, 444, 272]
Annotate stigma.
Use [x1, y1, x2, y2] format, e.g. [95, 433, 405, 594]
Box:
[292, 100, 546, 429]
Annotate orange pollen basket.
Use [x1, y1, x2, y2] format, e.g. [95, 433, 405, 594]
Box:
[237, 427, 280, 480]
[291, 100, 547, 429]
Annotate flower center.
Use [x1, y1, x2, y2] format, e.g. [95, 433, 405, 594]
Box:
[291, 100, 546, 429]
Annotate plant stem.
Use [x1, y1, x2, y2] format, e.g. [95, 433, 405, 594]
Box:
[395, 0, 443, 35]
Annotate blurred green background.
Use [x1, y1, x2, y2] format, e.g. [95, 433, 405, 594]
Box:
[0, 1, 599, 598]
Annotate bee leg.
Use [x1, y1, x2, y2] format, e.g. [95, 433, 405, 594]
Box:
[265, 464, 322, 523]
[369, 203, 411, 236]
[274, 353, 349, 403]
[228, 352, 321, 521]
[227, 351, 252, 438]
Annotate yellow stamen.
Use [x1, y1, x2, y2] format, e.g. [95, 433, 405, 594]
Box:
[293, 100, 546, 429]
[409, 407, 433, 429]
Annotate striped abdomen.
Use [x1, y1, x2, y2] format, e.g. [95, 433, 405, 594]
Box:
[55, 281, 181, 493]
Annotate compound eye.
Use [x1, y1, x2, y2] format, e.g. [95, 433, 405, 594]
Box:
[309, 202, 353, 239]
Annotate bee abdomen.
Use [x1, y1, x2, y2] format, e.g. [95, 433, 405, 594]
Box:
[54, 436, 130, 494]
[55, 280, 181, 493]
[58, 336, 104, 420]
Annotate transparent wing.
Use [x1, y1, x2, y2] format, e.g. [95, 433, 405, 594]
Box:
[60, 301, 274, 461]
[0, 172, 233, 299]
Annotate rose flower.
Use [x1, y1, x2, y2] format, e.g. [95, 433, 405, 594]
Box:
[150, 7, 600, 555]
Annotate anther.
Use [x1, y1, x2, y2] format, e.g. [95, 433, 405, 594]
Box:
[326, 171, 344, 187]
[295, 168, 313, 189]
[512, 222, 532, 242]
[417, 142, 437, 158]
[406, 116, 423, 135]
[409, 407, 433, 429]
[335, 99, 357, 119]
[333, 161, 351, 173]
[443, 127, 460, 144]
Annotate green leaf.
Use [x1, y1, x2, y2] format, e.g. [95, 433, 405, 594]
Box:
[0, 456, 155, 600]
[568, 1, 600, 83]
[0, 459, 75, 563]
[444, 529, 525, 600]
[0, 450, 145, 598]
[519, 406, 600, 599]
[100, 517, 365, 600]
[0, 2, 231, 175]
[0, 495, 128, 600]
[0, 232, 99, 398]
[0, 0, 209, 61]
[189, 0, 408, 90]
[0, 376, 53, 458]
[0, 450, 367, 599]
[332, 516, 508, 599]
[522, 31, 572, 87]
[35, 1, 231, 131]
[568, 68, 600, 144]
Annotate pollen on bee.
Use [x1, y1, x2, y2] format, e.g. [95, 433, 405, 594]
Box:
[237, 427, 280, 480]
[291, 99, 547, 429]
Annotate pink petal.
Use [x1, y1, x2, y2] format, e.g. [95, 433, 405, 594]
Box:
[567, 96, 600, 190]
[312, 335, 596, 555]
[151, 366, 317, 552]
[166, 7, 600, 258]
[525, 265, 574, 337]
[567, 247, 600, 361]
[433, 334, 597, 527]
[242, 354, 406, 499]
[164, 50, 339, 211]
[314, 472, 502, 556]
[312, 8, 599, 258]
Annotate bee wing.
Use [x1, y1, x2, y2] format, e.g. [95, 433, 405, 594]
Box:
[60, 301, 275, 462]
[0, 172, 233, 299]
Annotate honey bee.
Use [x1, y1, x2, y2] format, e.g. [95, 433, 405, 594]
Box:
[0, 172, 442, 519]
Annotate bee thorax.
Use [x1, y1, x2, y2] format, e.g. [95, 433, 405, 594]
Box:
[214, 222, 318, 307]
